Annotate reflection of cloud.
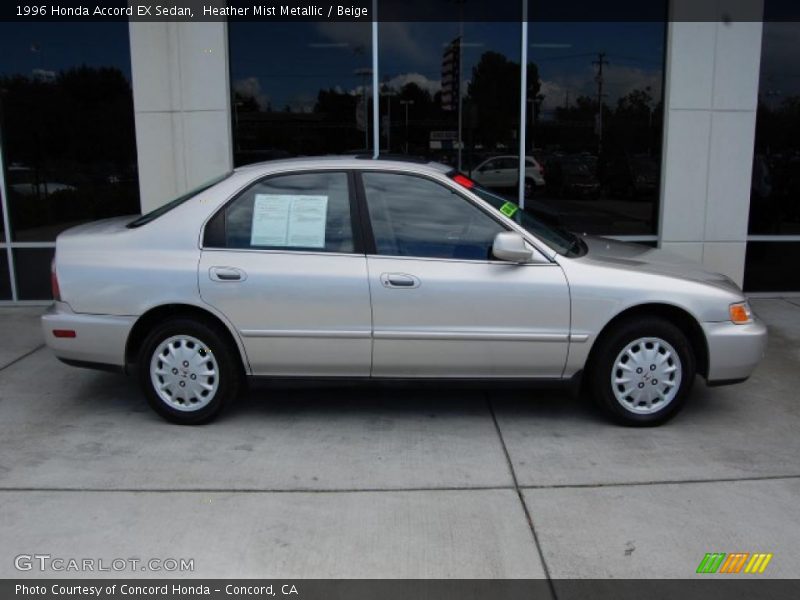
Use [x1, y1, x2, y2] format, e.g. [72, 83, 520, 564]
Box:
[603, 65, 661, 100]
[380, 22, 429, 64]
[287, 92, 316, 113]
[538, 64, 661, 112]
[313, 22, 371, 55]
[384, 72, 441, 95]
[315, 22, 430, 65]
[233, 77, 270, 110]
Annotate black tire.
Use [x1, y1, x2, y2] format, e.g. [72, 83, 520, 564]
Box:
[138, 317, 242, 425]
[588, 317, 695, 426]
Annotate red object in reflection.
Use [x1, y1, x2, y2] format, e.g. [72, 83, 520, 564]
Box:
[452, 174, 475, 189]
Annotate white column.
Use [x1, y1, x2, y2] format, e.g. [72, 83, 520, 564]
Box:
[129, 19, 233, 212]
[658, 0, 763, 286]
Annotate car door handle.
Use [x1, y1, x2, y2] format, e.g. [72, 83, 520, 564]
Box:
[209, 266, 246, 282]
[380, 273, 420, 289]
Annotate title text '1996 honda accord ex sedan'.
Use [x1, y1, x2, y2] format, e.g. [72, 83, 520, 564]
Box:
[42, 156, 767, 426]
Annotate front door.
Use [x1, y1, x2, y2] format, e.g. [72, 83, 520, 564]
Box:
[199, 171, 372, 376]
[359, 171, 570, 378]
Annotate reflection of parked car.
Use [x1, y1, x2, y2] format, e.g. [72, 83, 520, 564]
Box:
[545, 156, 600, 199]
[472, 155, 545, 195]
[603, 155, 659, 200]
[8, 166, 76, 197]
[44, 156, 766, 427]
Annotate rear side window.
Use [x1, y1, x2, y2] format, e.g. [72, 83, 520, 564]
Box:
[361, 172, 506, 260]
[205, 171, 354, 253]
[128, 172, 232, 228]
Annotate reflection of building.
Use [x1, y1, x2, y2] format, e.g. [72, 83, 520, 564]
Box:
[0, 5, 798, 301]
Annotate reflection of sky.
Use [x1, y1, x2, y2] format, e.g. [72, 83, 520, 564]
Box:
[759, 22, 800, 105]
[0, 19, 666, 115]
[529, 22, 665, 115]
[230, 21, 665, 114]
[0, 22, 132, 80]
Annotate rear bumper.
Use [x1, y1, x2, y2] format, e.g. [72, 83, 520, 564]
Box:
[41, 302, 135, 369]
[703, 317, 768, 384]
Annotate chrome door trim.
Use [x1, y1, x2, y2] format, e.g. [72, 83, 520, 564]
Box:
[240, 329, 371, 339]
[373, 330, 569, 342]
[365, 253, 556, 267]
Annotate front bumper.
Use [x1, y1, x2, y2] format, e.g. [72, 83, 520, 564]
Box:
[703, 317, 768, 384]
[41, 302, 135, 369]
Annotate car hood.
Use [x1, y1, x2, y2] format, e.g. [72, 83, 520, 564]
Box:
[579, 235, 741, 292]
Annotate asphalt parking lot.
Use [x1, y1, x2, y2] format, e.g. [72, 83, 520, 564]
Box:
[0, 299, 799, 580]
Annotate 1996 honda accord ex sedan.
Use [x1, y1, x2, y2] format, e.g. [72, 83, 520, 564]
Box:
[42, 156, 767, 426]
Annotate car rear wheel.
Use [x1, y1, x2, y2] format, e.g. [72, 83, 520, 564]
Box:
[138, 318, 241, 424]
[589, 317, 695, 426]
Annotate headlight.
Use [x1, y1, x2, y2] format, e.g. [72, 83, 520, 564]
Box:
[729, 301, 752, 325]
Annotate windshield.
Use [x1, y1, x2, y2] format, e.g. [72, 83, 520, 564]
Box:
[449, 172, 586, 257]
[127, 172, 233, 228]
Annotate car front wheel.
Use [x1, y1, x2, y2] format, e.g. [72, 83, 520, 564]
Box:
[589, 317, 695, 426]
[138, 318, 241, 424]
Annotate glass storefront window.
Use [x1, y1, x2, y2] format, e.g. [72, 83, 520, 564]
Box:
[748, 22, 800, 237]
[0, 187, 5, 243]
[745, 17, 800, 291]
[0, 251, 10, 300]
[229, 22, 374, 165]
[0, 22, 139, 243]
[745, 242, 800, 292]
[12, 247, 53, 300]
[525, 18, 667, 234]
[377, 21, 522, 198]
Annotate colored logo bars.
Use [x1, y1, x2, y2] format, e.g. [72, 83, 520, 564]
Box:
[696, 552, 773, 574]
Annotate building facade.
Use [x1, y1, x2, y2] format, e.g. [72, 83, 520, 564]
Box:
[1, 0, 798, 303]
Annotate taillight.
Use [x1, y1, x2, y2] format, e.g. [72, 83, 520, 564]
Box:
[51, 257, 61, 301]
[452, 173, 475, 189]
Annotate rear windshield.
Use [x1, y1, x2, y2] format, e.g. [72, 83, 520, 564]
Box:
[127, 172, 233, 228]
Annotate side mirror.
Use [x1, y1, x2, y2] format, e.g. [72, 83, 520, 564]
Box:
[492, 232, 533, 263]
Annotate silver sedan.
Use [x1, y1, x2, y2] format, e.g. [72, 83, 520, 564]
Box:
[42, 157, 767, 425]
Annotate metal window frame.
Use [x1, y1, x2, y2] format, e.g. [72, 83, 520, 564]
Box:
[0, 127, 59, 303]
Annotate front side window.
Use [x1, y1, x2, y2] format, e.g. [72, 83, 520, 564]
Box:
[361, 172, 506, 260]
[207, 172, 354, 253]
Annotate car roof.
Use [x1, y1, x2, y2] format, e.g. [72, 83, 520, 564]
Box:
[479, 155, 538, 162]
[234, 155, 453, 176]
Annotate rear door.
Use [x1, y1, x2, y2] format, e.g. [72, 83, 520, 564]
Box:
[199, 170, 372, 376]
[357, 170, 570, 379]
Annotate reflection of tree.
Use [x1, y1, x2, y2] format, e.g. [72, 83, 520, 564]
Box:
[755, 96, 800, 155]
[0, 66, 139, 237]
[1, 66, 136, 173]
[538, 88, 661, 159]
[467, 51, 540, 149]
[234, 91, 262, 113]
[750, 96, 800, 233]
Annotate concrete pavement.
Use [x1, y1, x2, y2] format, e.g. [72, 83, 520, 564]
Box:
[0, 299, 798, 579]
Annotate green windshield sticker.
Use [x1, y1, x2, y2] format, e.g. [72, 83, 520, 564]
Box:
[500, 202, 518, 218]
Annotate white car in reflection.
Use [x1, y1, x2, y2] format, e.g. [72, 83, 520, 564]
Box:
[472, 155, 545, 195]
